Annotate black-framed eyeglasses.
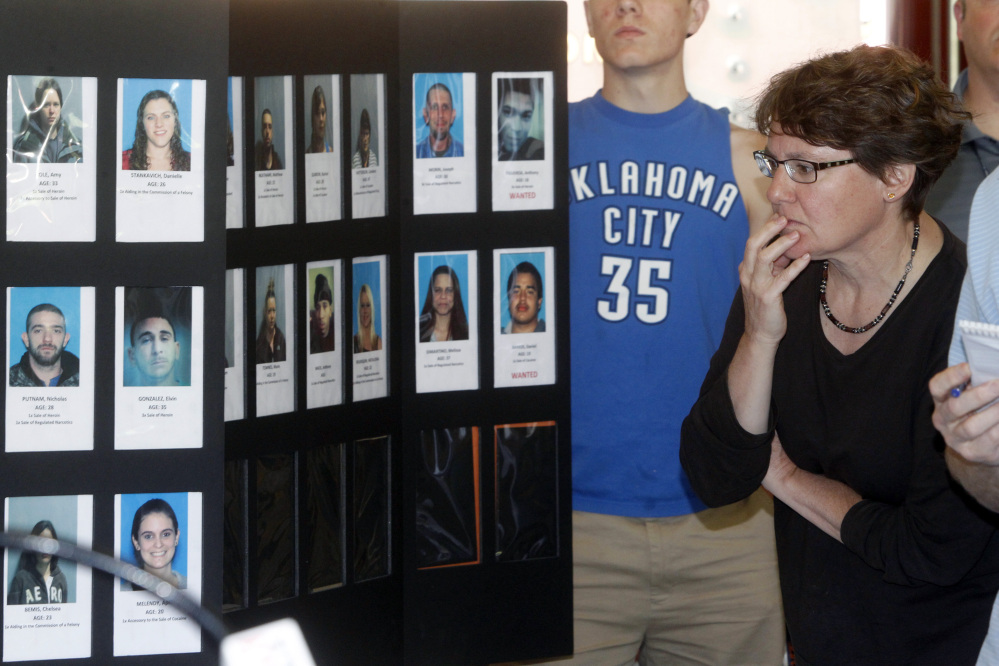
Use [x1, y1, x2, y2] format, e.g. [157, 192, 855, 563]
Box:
[753, 150, 857, 184]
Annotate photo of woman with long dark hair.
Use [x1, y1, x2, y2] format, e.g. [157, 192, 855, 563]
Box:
[129, 498, 186, 590]
[351, 109, 377, 169]
[307, 85, 332, 154]
[255, 277, 287, 363]
[419, 265, 469, 342]
[7, 520, 68, 604]
[122, 89, 191, 171]
[12, 78, 82, 164]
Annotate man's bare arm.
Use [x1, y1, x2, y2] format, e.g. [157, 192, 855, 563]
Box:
[946, 449, 999, 512]
[930, 363, 999, 512]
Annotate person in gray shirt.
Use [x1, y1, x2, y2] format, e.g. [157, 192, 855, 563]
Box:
[924, 0, 999, 242]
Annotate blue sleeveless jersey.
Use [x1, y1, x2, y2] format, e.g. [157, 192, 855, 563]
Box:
[570, 92, 749, 517]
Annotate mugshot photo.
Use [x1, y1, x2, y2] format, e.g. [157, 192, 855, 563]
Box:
[254, 76, 287, 171]
[414, 251, 479, 394]
[417, 254, 470, 343]
[304, 77, 335, 155]
[255, 265, 290, 364]
[122, 287, 193, 387]
[7, 75, 97, 243]
[120, 78, 193, 172]
[349, 74, 386, 219]
[305, 260, 344, 409]
[308, 266, 337, 355]
[490, 72, 554, 212]
[9, 75, 84, 164]
[118, 493, 189, 592]
[493, 247, 555, 387]
[499, 253, 547, 334]
[8, 286, 82, 388]
[414, 73, 465, 159]
[255, 265, 295, 416]
[496, 77, 545, 162]
[350, 75, 382, 170]
[6, 495, 80, 605]
[302, 74, 343, 225]
[352, 262, 384, 354]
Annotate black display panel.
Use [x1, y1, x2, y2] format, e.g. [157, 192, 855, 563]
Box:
[226, 2, 570, 664]
[0, 1, 227, 663]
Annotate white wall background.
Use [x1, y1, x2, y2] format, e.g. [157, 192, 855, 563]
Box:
[567, 0, 888, 127]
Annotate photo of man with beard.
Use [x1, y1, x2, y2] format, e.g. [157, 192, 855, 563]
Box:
[9, 303, 79, 387]
[416, 82, 464, 159]
[255, 108, 283, 171]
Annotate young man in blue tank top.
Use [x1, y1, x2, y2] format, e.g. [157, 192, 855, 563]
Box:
[565, 0, 785, 663]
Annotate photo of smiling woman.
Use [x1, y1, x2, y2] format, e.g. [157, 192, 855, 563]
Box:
[127, 498, 186, 590]
[115, 78, 203, 243]
[122, 89, 191, 171]
[113, 492, 199, 656]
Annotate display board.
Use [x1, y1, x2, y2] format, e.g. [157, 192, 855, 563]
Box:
[398, 3, 572, 663]
[226, 1, 571, 664]
[225, 1, 405, 663]
[0, 0, 227, 664]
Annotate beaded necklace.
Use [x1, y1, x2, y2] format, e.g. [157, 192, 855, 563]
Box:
[819, 221, 919, 334]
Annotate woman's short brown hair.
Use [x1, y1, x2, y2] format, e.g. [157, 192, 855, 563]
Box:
[754, 44, 969, 222]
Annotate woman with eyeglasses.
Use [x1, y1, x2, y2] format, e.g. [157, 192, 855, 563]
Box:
[680, 45, 999, 665]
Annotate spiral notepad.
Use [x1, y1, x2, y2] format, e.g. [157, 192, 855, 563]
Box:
[959, 320, 999, 384]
